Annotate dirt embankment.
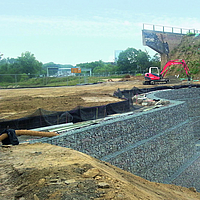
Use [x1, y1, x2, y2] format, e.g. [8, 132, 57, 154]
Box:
[1, 143, 200, 200]
[0, 76, 193, 120]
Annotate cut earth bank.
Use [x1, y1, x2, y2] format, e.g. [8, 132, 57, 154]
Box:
[0, 77, 200, 199]
[1, 143, 200, 200]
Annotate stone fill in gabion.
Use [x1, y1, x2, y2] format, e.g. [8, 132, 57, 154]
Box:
[31, 87, 200, 189]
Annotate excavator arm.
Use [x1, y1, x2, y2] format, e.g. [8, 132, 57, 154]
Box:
[160, 59, 190, 79]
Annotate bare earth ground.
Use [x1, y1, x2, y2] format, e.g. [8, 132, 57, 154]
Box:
[0, 76, 146, 120]
[1, 143, 200, 200]
[0, 76, 190, 120]
[1, 76, 200, 200]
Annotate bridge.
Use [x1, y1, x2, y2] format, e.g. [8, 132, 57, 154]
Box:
[142, 24, 200, 67]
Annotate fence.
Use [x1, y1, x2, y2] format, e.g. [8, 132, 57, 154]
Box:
[143, 23, 200, 34]
[0, 71, 145, 87]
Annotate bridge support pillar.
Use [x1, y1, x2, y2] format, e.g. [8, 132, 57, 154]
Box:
[160, 53, 168, 68]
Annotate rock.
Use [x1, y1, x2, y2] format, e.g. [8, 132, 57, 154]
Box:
[17, 183, 28, 190]
[136, 98, 144, 104]
[117, 194, 125, 198]
[155, 100, 170, 105]
[15, 191, 24, 198]
[97, 182, 110, 188]
[34, 194, 40, 200]
[38, 178, 46, 185]
[65, 179, 76, 185]
[82, 168, 100, 178]
[142, 102, 148, 106]
[142, 100, 155, 106]
[189, 187, 197, 192]
[49, 179, 59, 183]
[95, 175, 102, 180]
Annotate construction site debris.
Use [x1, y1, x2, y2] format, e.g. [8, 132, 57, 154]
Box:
[132, 94, 170, 107]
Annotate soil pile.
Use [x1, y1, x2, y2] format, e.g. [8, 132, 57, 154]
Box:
[1, 143, 200, 200]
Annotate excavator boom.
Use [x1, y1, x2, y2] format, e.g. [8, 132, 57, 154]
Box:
[160, 59, 190, 78]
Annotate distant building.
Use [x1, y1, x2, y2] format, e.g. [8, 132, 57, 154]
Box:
[115, 50, 123, 63]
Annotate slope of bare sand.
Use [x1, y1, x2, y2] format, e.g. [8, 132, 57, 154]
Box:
[0, 143, 200, 200]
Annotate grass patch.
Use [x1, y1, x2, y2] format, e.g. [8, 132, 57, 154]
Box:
[0, 75, 111, 88]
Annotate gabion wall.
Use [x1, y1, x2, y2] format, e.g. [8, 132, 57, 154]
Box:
[33, 88, 198, 183]
[153, 88, 200, 139]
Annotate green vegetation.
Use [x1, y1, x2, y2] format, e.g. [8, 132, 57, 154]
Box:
[186, 32, 195, 36]
[168, 34, 200, 79]
[0, 48, 161, 88]
[3, 33, 200, 87]
[0, 74, 127, 88]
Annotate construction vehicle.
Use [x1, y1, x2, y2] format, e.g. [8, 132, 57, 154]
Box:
[143, 59, 190, 85]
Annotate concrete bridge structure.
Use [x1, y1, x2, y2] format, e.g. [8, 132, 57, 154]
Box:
[142, 24, 200, 67]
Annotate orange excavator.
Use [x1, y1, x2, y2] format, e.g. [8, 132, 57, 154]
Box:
[143, 59, 191, 85]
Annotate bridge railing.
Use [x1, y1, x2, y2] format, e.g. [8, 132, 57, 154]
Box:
[143, 23, 200, 34]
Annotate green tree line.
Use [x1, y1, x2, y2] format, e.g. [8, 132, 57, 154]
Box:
[0, 48, 160, 83]
[0, 51, 43, 82]
[76, 48, 160, 74]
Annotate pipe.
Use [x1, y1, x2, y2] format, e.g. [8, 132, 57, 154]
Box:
[15, 130, 59, 137]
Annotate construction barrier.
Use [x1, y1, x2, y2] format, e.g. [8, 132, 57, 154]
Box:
[0, 98, 136, 132]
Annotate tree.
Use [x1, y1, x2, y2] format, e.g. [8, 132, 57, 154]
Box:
[13, 51, 43, 75]
[117, 48, 138, 72]
[0, 52, 3, 60]
[76, 60, 116, 75]
[150, 53, 161, 68]
[135, 50, 151, 71]
[117, 48, 151, 73]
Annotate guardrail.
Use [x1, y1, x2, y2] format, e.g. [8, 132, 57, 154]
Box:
[143, 23, 200, 34]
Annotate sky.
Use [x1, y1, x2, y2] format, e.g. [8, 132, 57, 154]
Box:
[0, 0, 200, 66]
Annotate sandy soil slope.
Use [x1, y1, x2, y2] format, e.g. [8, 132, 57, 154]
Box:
[0, 143, 200, 200]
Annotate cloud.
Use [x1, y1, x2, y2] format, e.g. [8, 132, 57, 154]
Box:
[147, 15, 200, 32]
[0, 14, 141, 38]
[124, 20, 131, 26]
[2, 11, 199, 41]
